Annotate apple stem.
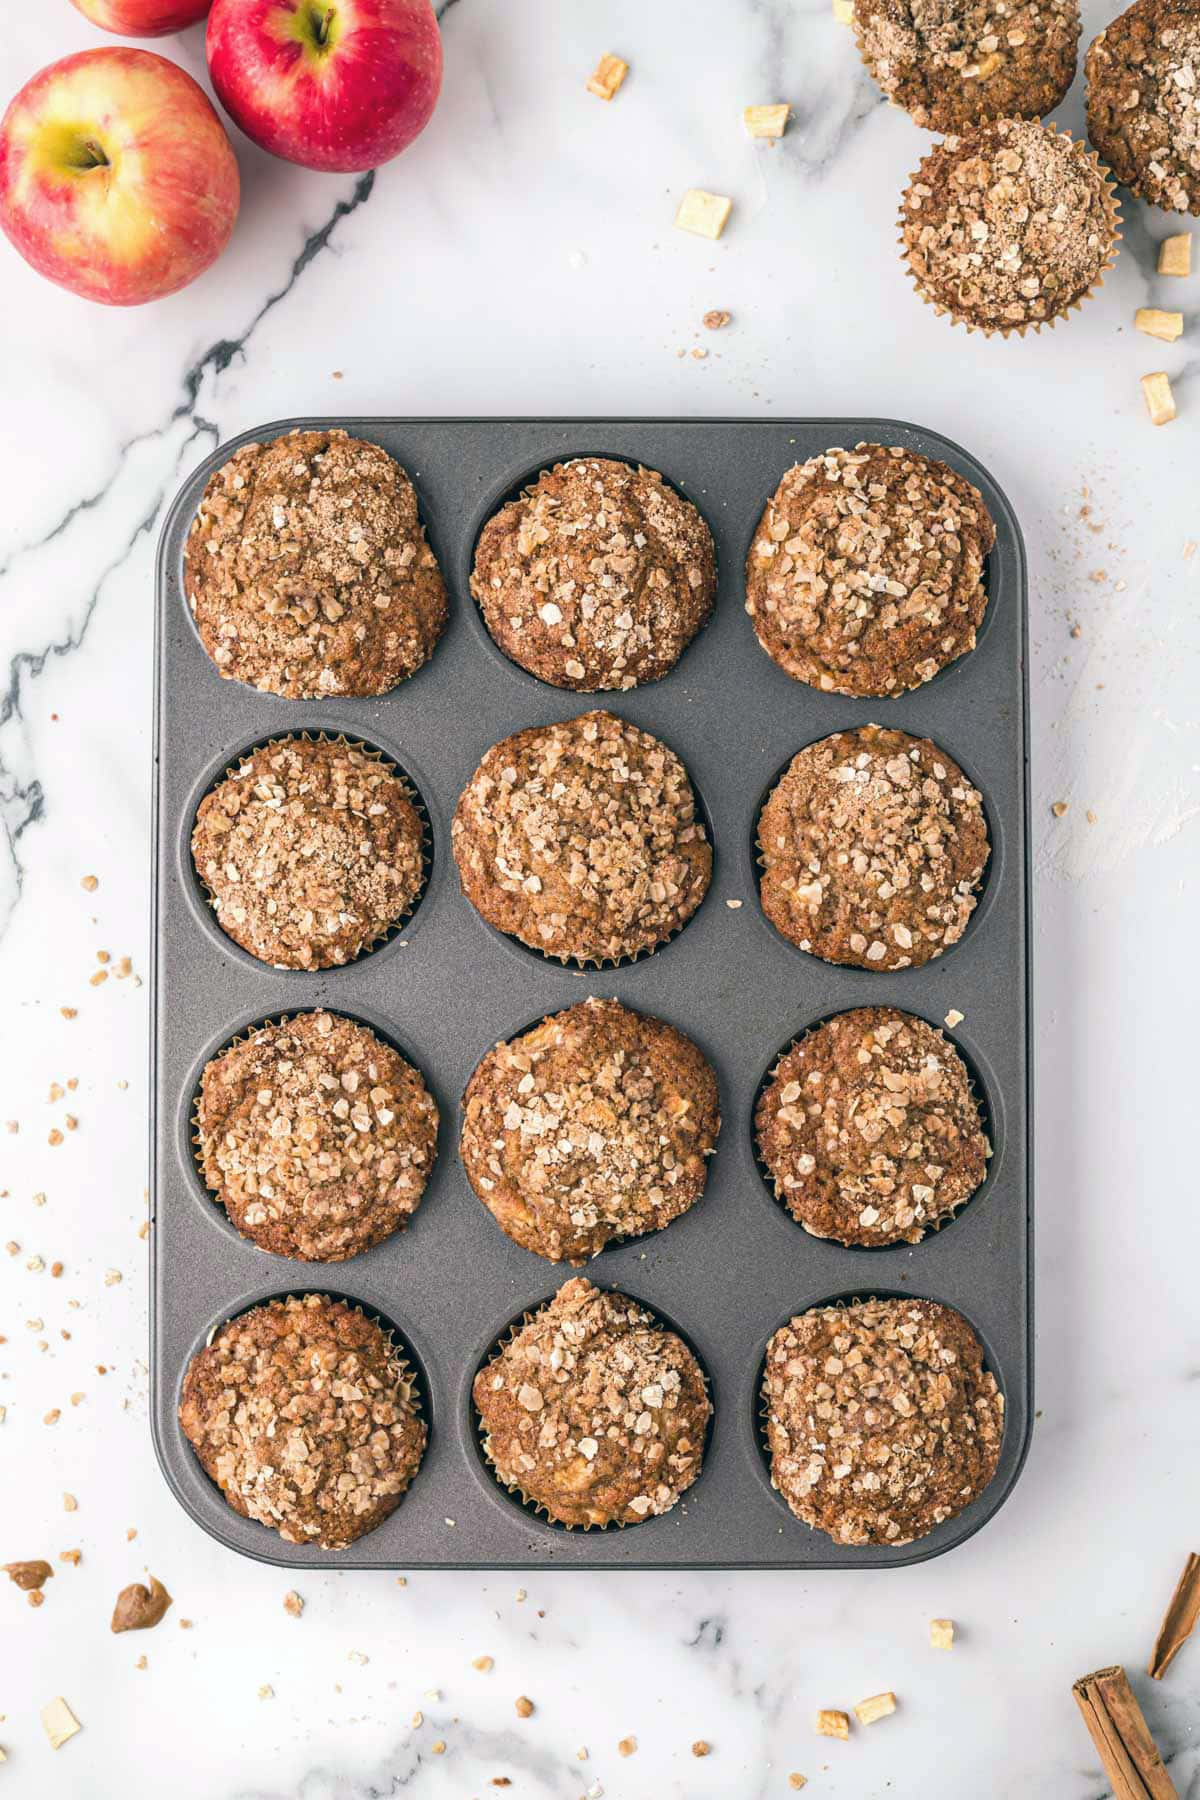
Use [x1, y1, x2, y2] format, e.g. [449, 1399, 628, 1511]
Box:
[72, 140, 110, 171]
[314, 5, 336, 44]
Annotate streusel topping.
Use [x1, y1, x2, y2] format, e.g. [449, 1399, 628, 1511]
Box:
[472, 458, 716, 691]
[185, 429, 446, 699]
[452, 711, 711, 964]
[757, 725, 989, 970]
[1086, 0, 1200, 214]
[197, 1011, 438, 1262]
[179, 1294, 426, 1549]
[763, 1297, 1004, 1545]
[191, 736, 424, 970]
[461, 998, 719, 1263]
[900, 119, 1119, 332]
[855, 0, 1080, 131]
[745, 445, 995, 697]
[473, 1277, 710, 1527]
[756, 1008, 989, 1246]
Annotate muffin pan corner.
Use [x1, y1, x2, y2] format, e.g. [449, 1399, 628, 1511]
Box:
[151, 417, 1032, 1570]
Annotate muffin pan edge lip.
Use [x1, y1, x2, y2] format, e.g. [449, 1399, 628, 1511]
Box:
[150, 415, 1032, 1572]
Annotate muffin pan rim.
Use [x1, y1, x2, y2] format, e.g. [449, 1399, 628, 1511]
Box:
[151, 415, 1032, 1570]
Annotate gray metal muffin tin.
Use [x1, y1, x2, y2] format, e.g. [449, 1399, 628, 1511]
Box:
[151, 417, 1031, 1570]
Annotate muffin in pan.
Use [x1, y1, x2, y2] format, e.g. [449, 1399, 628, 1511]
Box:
[178, 1293, 426, 1550]
[452, 710, 711, 965]
[461, 998, 719, 1263]
[185, 429, 447, 699]
[191, 735, 426, 970]
[755, 1008, 989, 1247]
[196, 1011, 438, 1262]
[1086, 0, 1200, 214]
[762, 1296, 1004, 1545]
[473, 1277, 711, 1528]
[899, 119, 1120, 335]
[854, 0, 1080, 132]
[745, 444, 995, 698]
[472, 458, 716, 691]
[757, 725, 989, 971]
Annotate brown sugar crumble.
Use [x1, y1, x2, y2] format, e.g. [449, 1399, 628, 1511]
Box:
[460, 997, 719, 1263]
[515, 1695, 535, 1718]
[763, 1297, 1004, 1544]
[452, 711, 711, 965]
[745, 444, 995, 697]
[756, 1007, 990, 1246]
[111, 1576, 172, 1633]
[854, 0, 1081, 131]
[474, 1277, 711, 1528]
[471, 459, 715, 692]
[179, 1294, 426, 1549]
[757, 725, 990, 970]
[900, 118, 1120, 333]
[191, 736, 425, 970]
[185, 429, 446, 700]
[196, 1010, 438, 1262]
[1087, 0, 1200, 213]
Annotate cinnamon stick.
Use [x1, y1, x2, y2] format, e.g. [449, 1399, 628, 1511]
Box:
[1149, 1553, 1200, 1680]
[1072, 1666, 1178, 1800]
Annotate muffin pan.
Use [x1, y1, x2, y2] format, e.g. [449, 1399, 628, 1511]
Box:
[151, 417, 1032, 1569]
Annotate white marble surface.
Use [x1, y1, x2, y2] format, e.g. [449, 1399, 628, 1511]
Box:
[2, 2, 1199, 1795]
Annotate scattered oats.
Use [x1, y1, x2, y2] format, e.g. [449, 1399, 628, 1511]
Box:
[126, 1528, 137, 1542]
[258, 1685, 274, 1701]
[138, 1222, 149, 1241]
[788, 1778, 808, 1792]
[1087, 809, 1097, 824]
[412, 1711, 423, 1728]
[179, 1618, 192, 1629]
[51, 1261, 64, 1277]
[347, 1650, 369, 1666]
[618, 1736, 637, 1756]
[725, 896, 743, 908]
[27, 1255, 44, 1272]
[515, 1695, 535, 1718]
[89, 970, 108, 988]
[60, 1008, 77, 1020]
[64, 1115, 78, 1132]
[41, 1697, 81, 1750]
[816, 1709, 850, 1740]
[515, 1588, 526, 1602]
[59, 1550, 81, 1567]
[431, 1740, 446, 1755]
[5, 1121, 16, 1135]
[135, 1655, 147, 1670]
[930, 1617, 955, 1649]
[283, 1590, 304, 1618]
[577, 1746, 589, 1760]
[855, 1691, 897, 1726]
[48, 1130, 63, 1148]
[104, 1269, 122, 1287]
[703, 309, 731, 329]
[70, 1393, 84, 1408]
[692, 1739, 712, 1757]
[473, 1655, 494, 1672]
[1051, 801, 1069, 817]
[80, 875, 98, 892]
[691, 347, 709, 359]
[4, 1242, 17, 1256]
[63, 1495, 77, 1512]
[587, 53, 628, 101]
[44, 1409, 61, 1426]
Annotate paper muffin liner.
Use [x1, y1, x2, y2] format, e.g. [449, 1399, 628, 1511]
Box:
[751, 1009, 993, 1248]
[471, 1292, 713, 1532]
[189, 1009, 436, 1261]
[897, 122, 1122, 338]
[191, 1290, 429, 1533]
[192, 730, 433, 970]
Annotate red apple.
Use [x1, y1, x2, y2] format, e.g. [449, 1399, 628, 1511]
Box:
[0, 48, 239, 305]
[207, 0, 441, 173]
[71, 0, 212, 35]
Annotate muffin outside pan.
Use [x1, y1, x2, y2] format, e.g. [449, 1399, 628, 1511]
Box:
[452, 709, 712, 967]
[194, 1010, 438, 1263]
[190, 733, 429, 971]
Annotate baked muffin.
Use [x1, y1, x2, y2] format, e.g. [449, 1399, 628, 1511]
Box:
[762, 1297, 1004, 1545]
[452, 711, 711, 964]
[473, 1277, 710, 1527]
[461, 998, 719, 1263]
[196, 1011, 438, 1262]
[1087, 0, 1200, 214]
[854, 0, 1080, 132]
[745, 445, 995, 697]
[472, 459, 716, 691]
[179, 1294, 425, 1549]
[191, 736, 425, 970]
[756, 1008, 989, 1246]
[900, 119, 1120, 334]
[185, 429, 446, 699]
[757, 725, 989, 970]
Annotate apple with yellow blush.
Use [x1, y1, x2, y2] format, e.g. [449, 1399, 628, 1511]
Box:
[0, 48, 239, 305]
[71, 1, 212, 35]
